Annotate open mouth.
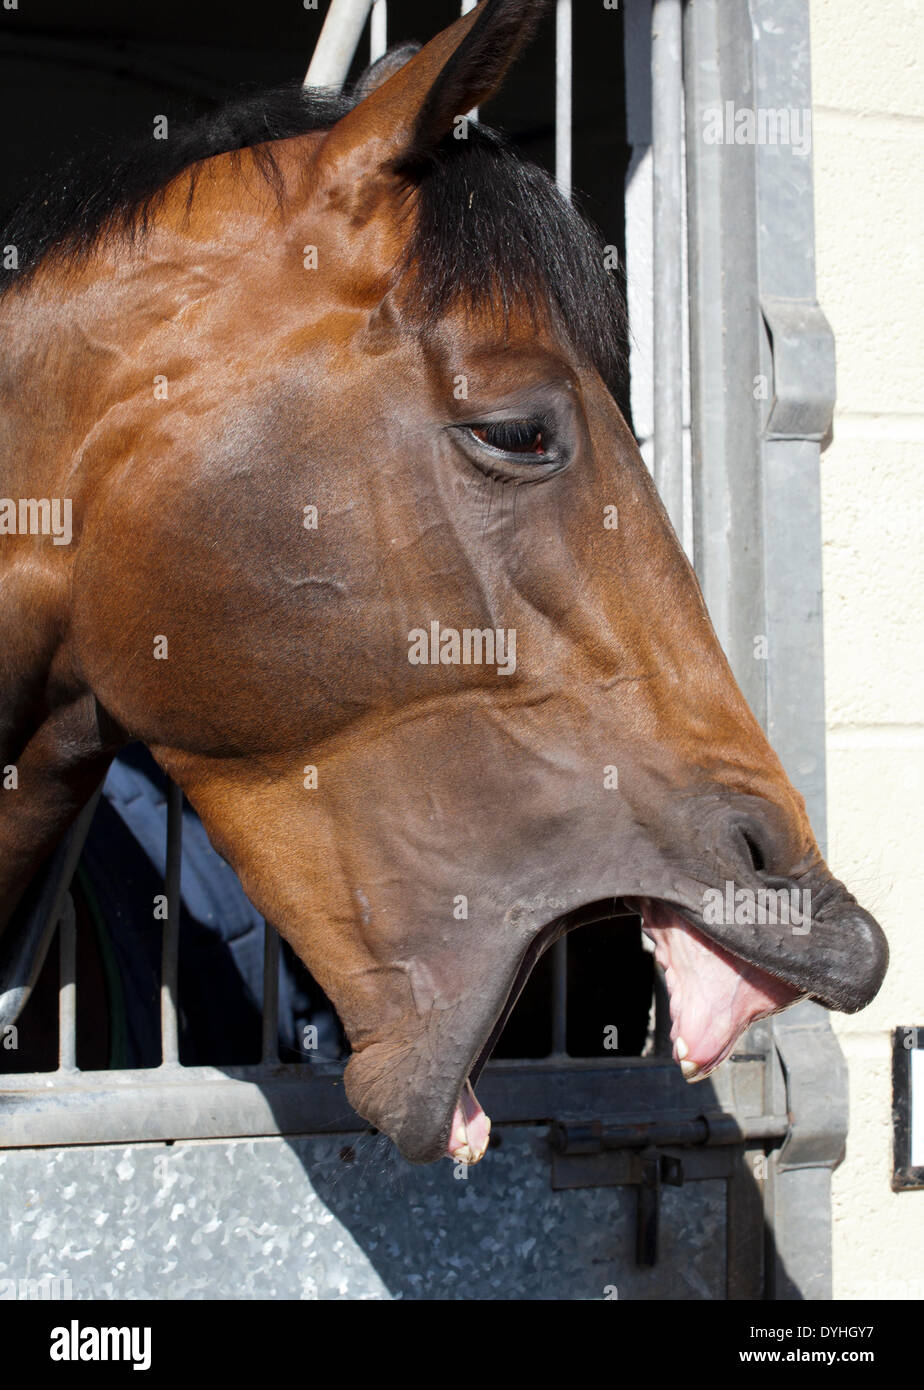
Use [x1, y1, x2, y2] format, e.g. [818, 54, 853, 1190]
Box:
[443, 895, 804, 1166]
[633, 896, 804, 1081]
[416, 873, 886, 1168]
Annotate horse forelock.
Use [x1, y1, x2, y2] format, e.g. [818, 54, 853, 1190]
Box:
[402, 124, 626, 398]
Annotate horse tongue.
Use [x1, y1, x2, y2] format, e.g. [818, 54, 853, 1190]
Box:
[446, 1079, 491, 1164]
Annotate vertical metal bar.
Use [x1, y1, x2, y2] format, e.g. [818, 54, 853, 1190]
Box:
[461, 0, 479, 121]
[651, 0, 684, 532]
[551, 938, 568, 1056]
[57, 894, 77, 1071]
[0, 784, 102, 1036]
[304, 0, 374, 88]
[261, 922, 280, 1064]
[683, 0, 765, 718]
[752, 0, 840, 1303]
[370, 0, 387, 62]
[549, 0, 573, 1058]
[160, 780, 183, 1066]
[555, 0, 572, 199]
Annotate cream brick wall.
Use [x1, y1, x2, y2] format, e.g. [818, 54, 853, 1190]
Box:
[810, 0, 924, 1300]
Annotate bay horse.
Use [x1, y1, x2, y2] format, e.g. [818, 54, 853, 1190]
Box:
[0, 0, 886, 1164]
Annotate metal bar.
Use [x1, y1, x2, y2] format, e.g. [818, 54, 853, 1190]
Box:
[304, 0, 374, 88]
[751, 0, 844, 1303]
[0, 784, 103, 1033]
[555, 0, 572, 199]
[651, 0, 684, 532]
[462, 0, 479, 121]
[160, 780, 183, 1066]
[727, 1147, 768, 1299]
[57, 894, 77, 1072]
[0, 1058, 695, 1149]
[552, 1112, 790, 1154]
[550, 940, 568, 1055]
[261, 922, 280, 1064]
[370, 0, 386, 62]
[683, 0, 765, 717]
[548, 0, 573, 1058]
[0, 1053, 656, 1090]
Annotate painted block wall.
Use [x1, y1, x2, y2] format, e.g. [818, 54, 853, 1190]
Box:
[810, 0, 924, 1300]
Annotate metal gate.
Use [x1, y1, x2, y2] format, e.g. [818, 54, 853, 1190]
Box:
[0, 0, 844, 1301]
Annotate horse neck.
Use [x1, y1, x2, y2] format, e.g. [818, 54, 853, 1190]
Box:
[0, 270, 132, 928]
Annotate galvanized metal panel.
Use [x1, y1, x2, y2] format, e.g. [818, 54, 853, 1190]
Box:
[0, 1129, 728, 1300]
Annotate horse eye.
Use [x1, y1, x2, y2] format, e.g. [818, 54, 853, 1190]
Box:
[470, 421, 546, 456]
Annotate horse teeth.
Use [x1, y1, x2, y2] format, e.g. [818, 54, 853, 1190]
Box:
[675, 1036, 689, 1060]
[680, 1059, 700, 1079]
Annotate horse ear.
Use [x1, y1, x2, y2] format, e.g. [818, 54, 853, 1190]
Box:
[314, 0, 547, 205]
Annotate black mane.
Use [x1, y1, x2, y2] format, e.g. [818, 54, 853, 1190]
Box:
[0, 80, 625, 392]
[0, 86, 351, 286]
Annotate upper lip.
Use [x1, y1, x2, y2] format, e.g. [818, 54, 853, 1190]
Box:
[625, 885, 888, 1015]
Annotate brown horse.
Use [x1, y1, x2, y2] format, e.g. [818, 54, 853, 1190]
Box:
[0, 0, 886, 1164]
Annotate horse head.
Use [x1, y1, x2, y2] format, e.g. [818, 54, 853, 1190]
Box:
[0, 0, 886, 1163]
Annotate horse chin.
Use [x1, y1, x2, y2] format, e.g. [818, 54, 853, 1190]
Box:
[342, 912, 571, 1166]
[343, 1021, 506, 1167]
[343, 1044, 491, 1167]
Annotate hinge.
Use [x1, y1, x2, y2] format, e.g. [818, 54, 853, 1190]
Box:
[772, 1005, 849, 1169]
[760, 295, 836, 441]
